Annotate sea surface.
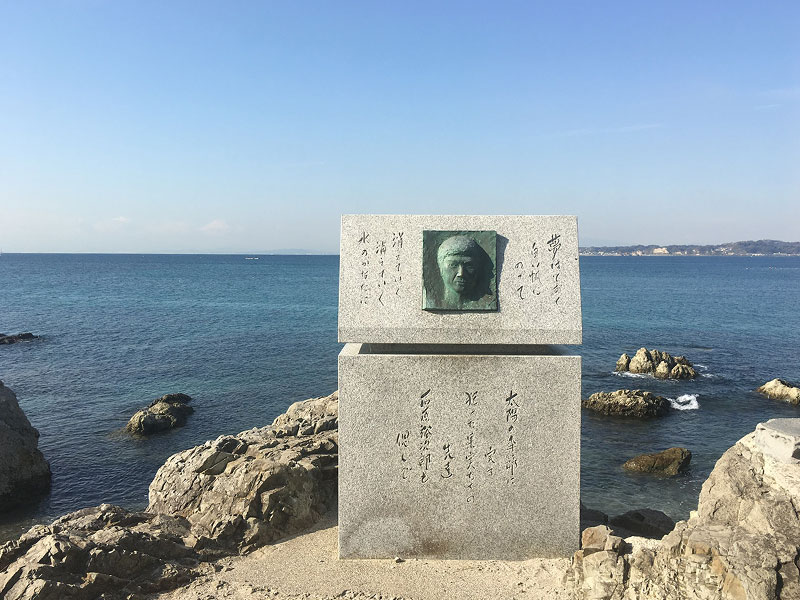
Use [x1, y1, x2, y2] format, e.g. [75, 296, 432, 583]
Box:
[1, 254, 799, 542]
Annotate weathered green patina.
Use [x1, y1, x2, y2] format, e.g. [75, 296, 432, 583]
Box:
[422, 230, 498, 311]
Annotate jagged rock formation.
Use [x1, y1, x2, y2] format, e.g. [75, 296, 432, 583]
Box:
[0, 333, 38, 345]
[126, 393, 194, 435]
[566, 419, 800, 600]
[147, 391, 339, 553]
[0, 382, 51, 512]
[0, 391, 339, 599]
[582, 389, 670, 418]
[0, 505, 202, 599]
[622, 447, 691, 476]
[616, 348, 697, 379]
[757, 379, 800, 405]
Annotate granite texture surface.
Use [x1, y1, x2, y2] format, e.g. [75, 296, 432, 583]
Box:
[338, 343, 581, 559]
[338, 215, 582, 345]
[755, 418, 800, 463]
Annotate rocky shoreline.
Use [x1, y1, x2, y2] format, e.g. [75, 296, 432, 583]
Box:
[0, 392, 339, 599]
[566, 422, 800, 600]
[1, 385, 798, 599]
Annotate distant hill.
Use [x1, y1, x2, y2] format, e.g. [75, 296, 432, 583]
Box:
[580, 239, 800, 256]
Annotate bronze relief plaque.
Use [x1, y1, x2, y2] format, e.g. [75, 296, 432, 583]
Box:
[422, 230, 498, 311]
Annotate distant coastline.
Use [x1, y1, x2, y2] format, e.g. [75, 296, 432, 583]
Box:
[579, 239, 800, 256]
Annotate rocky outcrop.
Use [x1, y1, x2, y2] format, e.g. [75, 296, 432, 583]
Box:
[1, 392, 339, 599]
[0, 382, 51, 512]
[566, 418, 800, 600]
[622, 447, 691, 476]
[582, 389, 670, 418]
[0, 504, 202, 600]
[126, 393, 194, 435]
[616, 347, 697, 379]
[0, 333, 38, 345]
[147, 390, 339, 553]
[757, 378, 800, 405]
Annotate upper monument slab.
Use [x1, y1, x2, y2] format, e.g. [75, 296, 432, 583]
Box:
[339, 215, 582, 345]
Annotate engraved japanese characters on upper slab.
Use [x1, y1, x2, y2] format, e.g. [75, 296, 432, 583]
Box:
[422, 230, 498, 311]
[338, 215, 582, 345]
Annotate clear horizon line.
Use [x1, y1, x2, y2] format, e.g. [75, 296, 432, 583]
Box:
[0, 251, 341, 256]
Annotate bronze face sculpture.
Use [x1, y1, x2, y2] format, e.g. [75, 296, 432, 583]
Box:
[423, 230, 497, 311]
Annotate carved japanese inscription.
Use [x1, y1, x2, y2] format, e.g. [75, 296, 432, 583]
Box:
[395, 386, 524, 503]
[422, 230, 498, 311]
[356, 228, 406, 307]
[339, 215, 582, 345]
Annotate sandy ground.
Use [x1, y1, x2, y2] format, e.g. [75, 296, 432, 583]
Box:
[152, 511, 573, 600]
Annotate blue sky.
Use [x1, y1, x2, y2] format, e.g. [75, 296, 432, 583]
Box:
[1, 1, 798, 253]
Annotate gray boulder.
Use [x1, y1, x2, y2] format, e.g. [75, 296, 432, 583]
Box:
[582, 389, 670, 418]
[622, 447, 691, 476]
[147, 391, 339, 553]
[125, 393, 194, 435]
[0, 382, 51, 512]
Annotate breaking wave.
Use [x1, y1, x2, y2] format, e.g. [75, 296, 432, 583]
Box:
[612, 371, 649, 378]
[668, 394, 699, 411]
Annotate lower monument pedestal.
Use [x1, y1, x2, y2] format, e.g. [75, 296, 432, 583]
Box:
[338, 343, 581, 559]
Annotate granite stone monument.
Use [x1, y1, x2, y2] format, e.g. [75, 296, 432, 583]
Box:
[338, 215, 582, 559]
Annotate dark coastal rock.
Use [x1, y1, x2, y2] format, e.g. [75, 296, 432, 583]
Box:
[580, 502, 609, 532]
[616, 347, 697, 379]
[580, 504, 675, 540]
[609, 509, 675, 539]
[622, 446, 691, 476]
[566, 419, 800, 600]
[125, 393, 194, 435]
[756, 378, 800, 405]
[582, 389, 670, 418]
[0, 333, 38, 345]
[147, 391, 339, 553]
[0, 382, 51, 512]
[0, 392, 340, 599]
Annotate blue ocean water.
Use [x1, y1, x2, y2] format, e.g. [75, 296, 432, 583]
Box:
[1, 254, 798, 541]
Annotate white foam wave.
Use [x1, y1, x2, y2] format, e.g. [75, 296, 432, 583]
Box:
[612, 371, 649, 378]
[668, 394, 699, 411]
[695, 365, 719, 378]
